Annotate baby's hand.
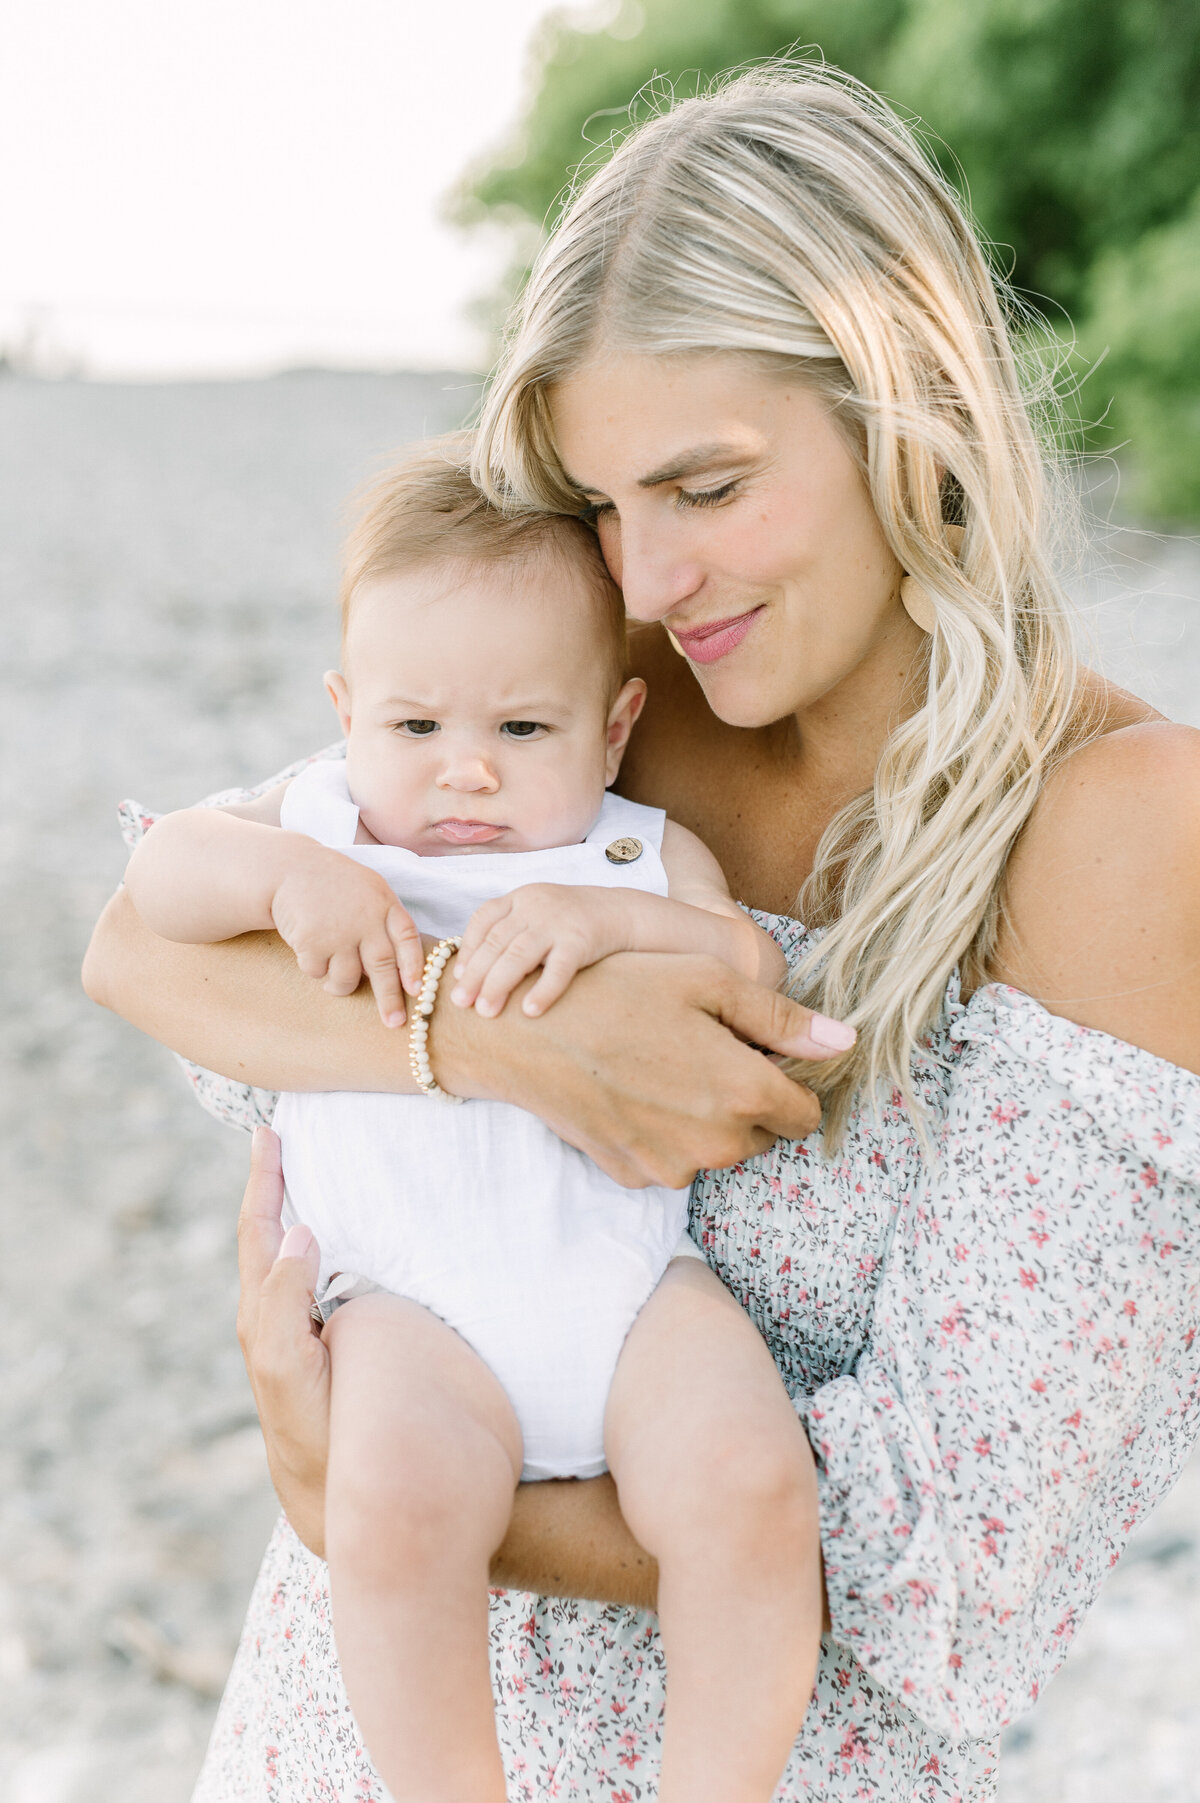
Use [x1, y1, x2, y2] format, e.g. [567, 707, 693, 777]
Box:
[451, 884, 625, 1018]
[270, 847, 424, 1027]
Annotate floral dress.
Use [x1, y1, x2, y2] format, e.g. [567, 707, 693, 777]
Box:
[121, 771, 1200, 1802]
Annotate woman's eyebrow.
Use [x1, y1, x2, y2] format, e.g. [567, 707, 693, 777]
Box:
[635, 441, 753, 488]
[564, 440, 755, 496]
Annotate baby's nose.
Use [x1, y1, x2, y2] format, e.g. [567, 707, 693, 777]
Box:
[438, 754, 500, 793]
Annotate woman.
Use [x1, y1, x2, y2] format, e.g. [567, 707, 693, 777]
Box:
[85, 63, 1200, 1801]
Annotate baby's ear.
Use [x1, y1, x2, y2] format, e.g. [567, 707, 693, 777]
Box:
[324, 671, 352, 737]
[604, 677, 648, 780]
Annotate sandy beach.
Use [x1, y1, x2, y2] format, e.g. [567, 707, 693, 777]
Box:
[1, 370, 1196, 1802]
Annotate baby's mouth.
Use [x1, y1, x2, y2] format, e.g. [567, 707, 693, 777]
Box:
[432, 819, 506, 844]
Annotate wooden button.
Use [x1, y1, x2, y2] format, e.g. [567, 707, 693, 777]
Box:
[605, 836, 644, 864]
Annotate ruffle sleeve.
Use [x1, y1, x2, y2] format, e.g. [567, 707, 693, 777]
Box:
[797, 984, 1200, 1740]
[118, 743, 346, 1134]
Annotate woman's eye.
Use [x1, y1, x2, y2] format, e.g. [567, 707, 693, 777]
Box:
[397, 719, 438, 736]
[579, 500, 615, 525]
[677, 480, 739, 510]
[501, 721, 545, 739]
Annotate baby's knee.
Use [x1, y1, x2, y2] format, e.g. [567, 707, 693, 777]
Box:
[327, 1442, 434, 1577]
[655, 1417, 817, 1557]
[327, 1417, 512, 1583]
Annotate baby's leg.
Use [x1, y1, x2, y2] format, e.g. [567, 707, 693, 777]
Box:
[605, 1259, 822, 1803]
[323, 1292, 523, 1803]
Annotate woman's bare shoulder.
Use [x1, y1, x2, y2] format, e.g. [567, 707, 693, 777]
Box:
[994, 704, 1200, 1072]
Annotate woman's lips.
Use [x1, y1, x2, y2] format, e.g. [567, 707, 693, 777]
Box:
[432, 819, 505, 844]
[670, 606, 764, 665]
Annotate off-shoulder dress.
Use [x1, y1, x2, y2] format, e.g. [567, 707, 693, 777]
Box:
[121, 765, 1200, 1802]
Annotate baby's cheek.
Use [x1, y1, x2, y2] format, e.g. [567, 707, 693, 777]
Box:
[345, 741, 424, 848]
[520, 766, 606, 851]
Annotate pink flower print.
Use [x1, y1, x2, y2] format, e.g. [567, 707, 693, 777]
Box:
[838, 1726, 871, 1771]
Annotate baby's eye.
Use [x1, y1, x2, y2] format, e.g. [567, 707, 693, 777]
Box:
[396, 719, 439, 736]
[500, 720, 545, 739]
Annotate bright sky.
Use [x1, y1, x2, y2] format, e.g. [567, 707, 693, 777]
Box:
[0, 0, 574, 377]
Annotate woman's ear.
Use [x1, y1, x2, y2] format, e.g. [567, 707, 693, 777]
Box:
[604, 678, 648, 783]
[324, 671, 352, 738]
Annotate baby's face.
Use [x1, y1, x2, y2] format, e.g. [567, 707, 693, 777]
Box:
[328, 553, 636, 855]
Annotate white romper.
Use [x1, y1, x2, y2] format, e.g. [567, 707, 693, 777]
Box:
[272, 759, 695, 1481]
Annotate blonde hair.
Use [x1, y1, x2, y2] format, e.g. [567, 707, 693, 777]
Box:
[341, 431, 627, 698]
[475, 61, 1091, 1141]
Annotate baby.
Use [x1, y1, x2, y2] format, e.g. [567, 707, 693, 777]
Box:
[125, 441, 825, 1803]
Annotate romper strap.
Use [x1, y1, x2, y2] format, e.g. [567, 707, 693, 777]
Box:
[278, 758, 361, 848]
[588, 791, 667, 852]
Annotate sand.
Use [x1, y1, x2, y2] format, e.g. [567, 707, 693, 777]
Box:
[0, 371, 1196, 1801]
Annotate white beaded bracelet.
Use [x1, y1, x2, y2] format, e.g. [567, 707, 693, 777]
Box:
[408, 936, 465, 1103]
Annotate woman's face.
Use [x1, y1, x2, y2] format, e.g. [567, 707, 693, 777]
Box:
[550, 352, 916, 730]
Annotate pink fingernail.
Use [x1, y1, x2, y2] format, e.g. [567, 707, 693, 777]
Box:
[385, 1011, 405, 1029]
[808, 1014, 857, 1052]
[278, 1224, 314, 1260]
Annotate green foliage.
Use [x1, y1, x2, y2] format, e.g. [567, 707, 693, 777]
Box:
[458, 0, 1200, 516]
[1081, 191, 1200, 519]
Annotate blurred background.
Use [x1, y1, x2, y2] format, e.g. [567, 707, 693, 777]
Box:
[1, 2, 1197, 1799]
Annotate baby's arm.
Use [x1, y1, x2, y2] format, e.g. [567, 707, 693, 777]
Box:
[125, 785, 297, 943]
[124, 785, 424, 1023]
[659, 820, 787, 986]
[452, 820, 787, 1018]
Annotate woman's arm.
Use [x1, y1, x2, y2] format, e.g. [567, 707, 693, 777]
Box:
[84, 891, 838, 1184]
[794, 722, 1200, 1740]
[84, 888, 425, 1093]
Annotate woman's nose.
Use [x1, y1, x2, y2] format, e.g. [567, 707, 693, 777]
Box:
[607, 514, 707, 623]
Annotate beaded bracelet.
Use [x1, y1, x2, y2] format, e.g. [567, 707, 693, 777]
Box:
[408, 936, 465, 1103]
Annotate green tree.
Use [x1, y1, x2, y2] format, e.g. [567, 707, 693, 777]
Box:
[459, 0, 1200, 517]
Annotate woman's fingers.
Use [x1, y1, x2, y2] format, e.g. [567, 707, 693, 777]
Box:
[236, 1125, 286, 1353]
[712, 970, 856, 1061]
[235, 1129, 332, 1554]
[257, 1222, 323, 1389]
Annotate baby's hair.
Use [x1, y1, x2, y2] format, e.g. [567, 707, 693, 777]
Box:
[340, 432, 628, 701]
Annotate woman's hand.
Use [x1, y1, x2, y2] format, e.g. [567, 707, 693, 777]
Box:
[236, 1126, 330, 1557]
[86, 895, 848, 1181]
[436, 950, 850, 1189]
